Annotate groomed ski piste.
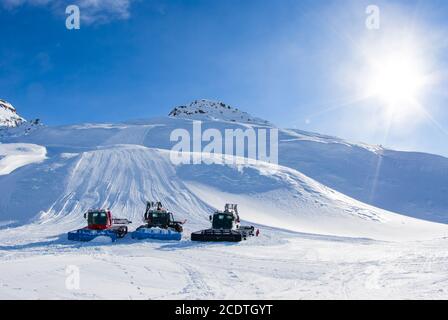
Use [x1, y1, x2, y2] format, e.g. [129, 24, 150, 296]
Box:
[1, 100, 448, 299]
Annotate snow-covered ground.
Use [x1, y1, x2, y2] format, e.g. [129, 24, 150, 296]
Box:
[0, 99, 447, 299]
[1, 227, 448, 299]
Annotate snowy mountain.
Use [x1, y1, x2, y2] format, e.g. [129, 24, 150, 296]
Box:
[0, 99, 43, 139]
[1, 99, 448, 299]
[1, 142, 444, 241]
[278, 129, 448, 223]
[1, 100, 447, 224]
[0, 99, 25, 128]
[169, 99, 271, 125]
[167, 100, 448, 223]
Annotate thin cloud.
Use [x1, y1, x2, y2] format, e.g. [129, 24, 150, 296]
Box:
[1, 0, 134, 24]
[78, 0, 132, 24]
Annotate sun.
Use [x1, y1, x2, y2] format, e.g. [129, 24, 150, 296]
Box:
[365, 52, 427, 108]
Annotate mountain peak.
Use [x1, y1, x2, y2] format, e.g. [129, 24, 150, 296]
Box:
[168, 99, 271, 125]
[0, 99, 26, 128]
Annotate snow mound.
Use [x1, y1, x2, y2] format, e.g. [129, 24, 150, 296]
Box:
[0, 99, 25, 128]
[0, 146, 213, 230]
[0, 143, 47, 175]
[169, 99, 271, 125]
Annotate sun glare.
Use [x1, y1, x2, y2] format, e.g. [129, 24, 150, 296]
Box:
[366, 53, 426, 107]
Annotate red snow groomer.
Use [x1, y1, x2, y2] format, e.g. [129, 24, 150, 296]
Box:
[67, 209, 132, 242]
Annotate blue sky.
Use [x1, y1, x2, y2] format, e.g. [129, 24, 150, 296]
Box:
[1, 0, 447, 156]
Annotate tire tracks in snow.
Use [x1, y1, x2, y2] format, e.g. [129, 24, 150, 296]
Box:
[174, 262, 215, 299]
[91, 250, 145, 299]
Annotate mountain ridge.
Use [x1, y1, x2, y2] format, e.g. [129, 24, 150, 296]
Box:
[0, 99, 25, 128]
[169, 99, 272, 126]
[0, 99, 43, 139]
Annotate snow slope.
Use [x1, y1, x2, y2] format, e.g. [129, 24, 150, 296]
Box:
[0, 110, 446, 229]
[0, 100, 448, 222]
[1, 143, 444, 241]
[0, 100, 448, 299]
[167, 100, 448, 222]
[7, 106, 446, 223]
[278, 129, 448, 223]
